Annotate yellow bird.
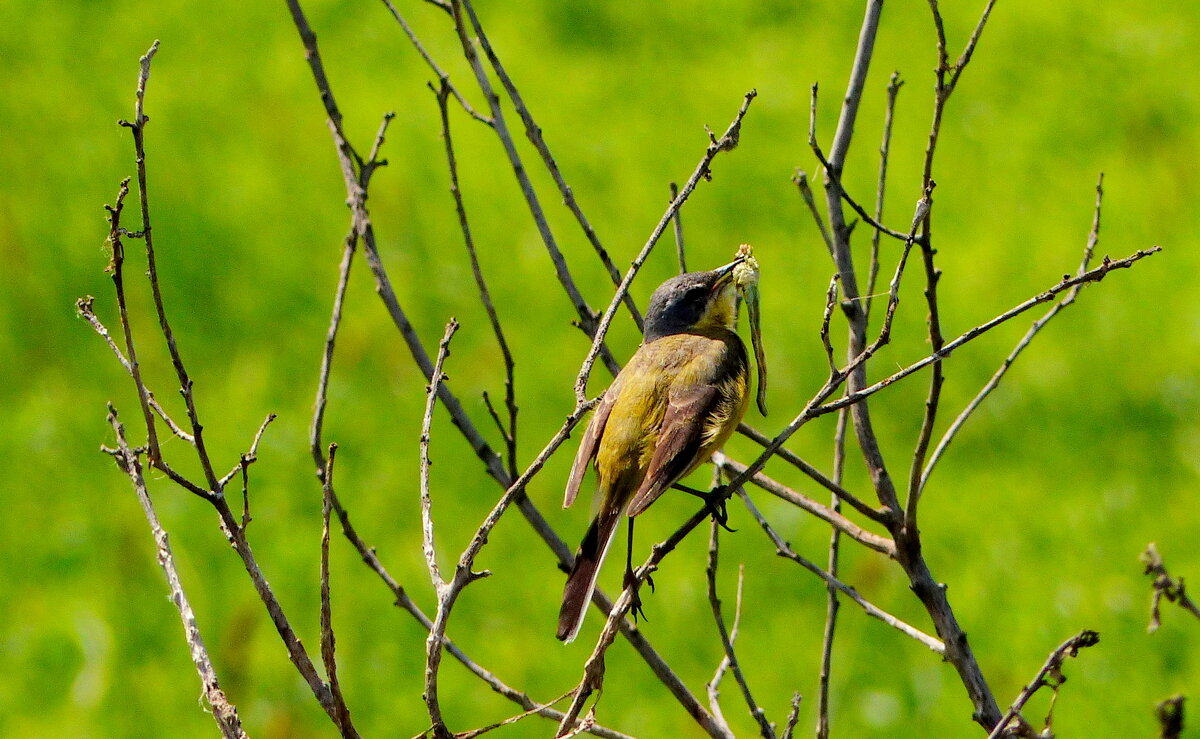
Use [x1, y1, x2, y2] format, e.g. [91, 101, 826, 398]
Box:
[557, 254, 765, 642]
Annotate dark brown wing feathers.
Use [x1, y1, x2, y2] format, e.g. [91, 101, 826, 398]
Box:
[625, 384, 719, 516]
[563, 383, 619, 508]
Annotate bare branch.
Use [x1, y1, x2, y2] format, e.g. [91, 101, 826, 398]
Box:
[120, 40, 222, 494]
[219, 413, 276, 489]
[320, 444, 353, 732]
[737, 489, 944, 655]
[287, 0, 510, 489]
[811, 7, 912, 528]
[670, 182, 687, 273]
[794, 171, 834, 256]
[706, 525, 775, 738]
[865, 71, 904, 321]
[105, 406, 246, 738]
[984, 630, 1101, 739]
[809, 83, 914, 246]
[460, 0, 644, 331]
[781, 693, 802, 739]
[444, 0, 621, 376]
[311, 225, 358, 476]
[76, 295, 194, 443]
[818, 397, 853, 739]
[947, 0, 1000, 93]
[706, 561, 746, 734]
[716, 456, 895, 557]
[1142, 543, 1200, 632]
[815, 247, 1162, 419]
[909, 0, 1004, 520]
[421, 320, 460, 735]
[735, 424, 888, 525]
[376, 0, 492, 125]
[819, 274, 840, 374]
[100, 37, 361, 735]
[453, 690, 606, 739]
[918, 174, 1106, 496]
[432, 80, 519, 481]
[573, 90, 758, 405]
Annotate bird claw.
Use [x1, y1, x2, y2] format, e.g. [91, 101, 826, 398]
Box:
[624, 569, 651, 623]
[673, 482, 737, 531]
[704, 486, 736, 532]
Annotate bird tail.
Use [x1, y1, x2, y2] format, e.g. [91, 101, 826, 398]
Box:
[557, 507, 622, 643]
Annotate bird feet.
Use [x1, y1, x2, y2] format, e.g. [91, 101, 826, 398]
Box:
[673, 483, 736, 531]
[624, 568, 655, 623]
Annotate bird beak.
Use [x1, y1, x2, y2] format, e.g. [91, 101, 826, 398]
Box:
[712, 257, 747, 286]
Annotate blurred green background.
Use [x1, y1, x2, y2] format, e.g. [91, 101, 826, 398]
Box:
[2, 0, 1196, 736]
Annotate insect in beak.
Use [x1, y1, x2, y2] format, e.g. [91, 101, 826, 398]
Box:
[732, 245, 767, 416]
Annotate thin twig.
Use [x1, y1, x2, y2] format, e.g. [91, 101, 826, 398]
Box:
[119, 40, 222, 494]
[735, 424, 888, 525]
[918, 174, 1106, 496]
[432, 81, 519, 481]
[311, 223, 358, 476]
[320, 444, 352, 732]
[815, 247, 1161, 419]
[781, 694, 802, 739]
[105, 406, 246, 738]
[715, 456, 894, 557]
[460, 0, 644, 331]
[670, 182, 687, 273]
[421, 320, 459, 736]
[1142, 543, 1200, 632]
[819, 275, 840, 374]
[864, 71, 904, 321]
[572, 90, 758, 406]
[376, 0, 492, 125]
[817, 399, 851, 739]
[706, 524, 775, 738]
[445, 0, 621, 376]
[984, 630, 1100, 739]
[453, 690, 593, 739]
[946, 0, 1000, 94]
[320, 478, 631, 739]
[737, 490, 944, 655]
[706, 564, 743, 734]
[76, 295, 194, 443]
[291, 2, 713, 723]
[219, 413, 277, 489]
[794, 171, 835, 256]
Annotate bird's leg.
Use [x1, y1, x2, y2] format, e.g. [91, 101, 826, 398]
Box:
[672, 482, 736, 531]
[624, 517, 653, 622]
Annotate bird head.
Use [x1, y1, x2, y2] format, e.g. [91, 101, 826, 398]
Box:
[643, 259, 745, 342]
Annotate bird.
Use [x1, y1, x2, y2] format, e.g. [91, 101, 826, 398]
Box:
[557, 255, 764, 643]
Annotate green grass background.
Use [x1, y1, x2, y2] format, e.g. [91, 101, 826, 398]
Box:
[1, 1, 1196, 736]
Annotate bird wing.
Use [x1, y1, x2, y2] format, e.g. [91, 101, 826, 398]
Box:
[563, 379, 621, 508]
[625, 382, 720, 517]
